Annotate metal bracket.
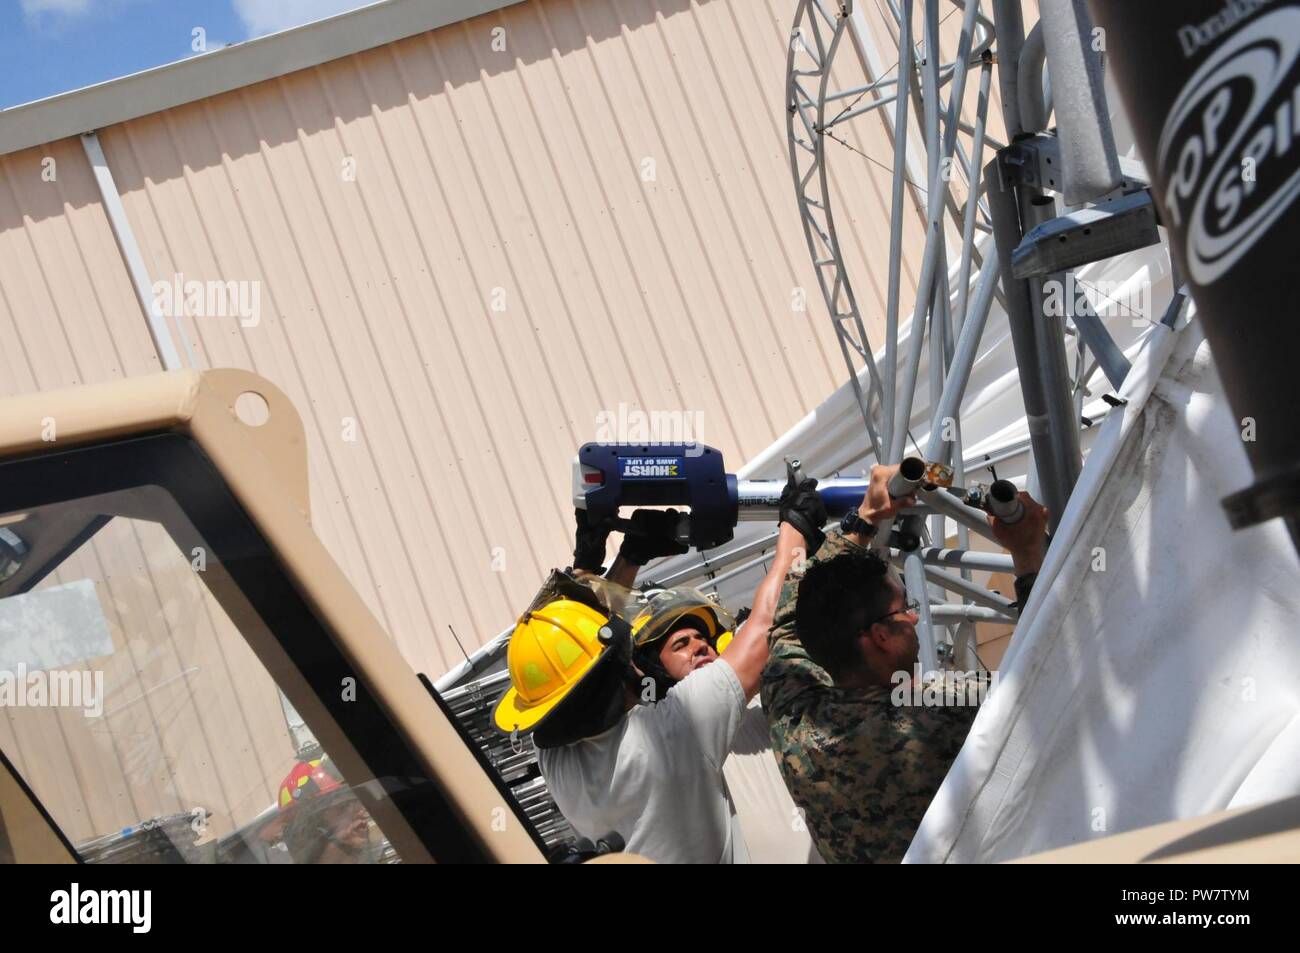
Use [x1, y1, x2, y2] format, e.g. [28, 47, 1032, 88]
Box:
[999, 134, 1064, 192]
[999, 132, 1147, 196]
[1010, 189, 1159, 278]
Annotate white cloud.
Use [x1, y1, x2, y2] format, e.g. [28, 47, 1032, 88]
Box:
[20, 0, 151, 26]
[231, 0, 377, 38]
[21, 0, 93, 15]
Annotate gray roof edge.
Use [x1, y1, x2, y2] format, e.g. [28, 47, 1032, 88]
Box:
[0, 0, 524, 158]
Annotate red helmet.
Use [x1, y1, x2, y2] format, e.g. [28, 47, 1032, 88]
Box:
[277, 756, 345, 812]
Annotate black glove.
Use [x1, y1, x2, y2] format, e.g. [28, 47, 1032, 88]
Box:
[572, 508, 611, 572]
[779, 466, 827, 555]
[618, 508, 689, 565]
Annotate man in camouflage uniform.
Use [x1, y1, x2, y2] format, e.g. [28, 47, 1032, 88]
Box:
[761, 464, 1048, 863]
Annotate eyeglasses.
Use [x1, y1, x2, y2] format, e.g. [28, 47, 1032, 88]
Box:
[867, 594, 920, 627]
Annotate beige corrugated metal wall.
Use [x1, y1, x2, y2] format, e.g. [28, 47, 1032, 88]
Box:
[0, 0, 1008, 684]
[0, 138, 161, 388]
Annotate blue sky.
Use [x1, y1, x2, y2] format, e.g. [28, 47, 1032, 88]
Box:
[1, 0, 378, 110]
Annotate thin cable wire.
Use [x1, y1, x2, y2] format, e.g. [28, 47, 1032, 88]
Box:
[823, 127, 930, 195]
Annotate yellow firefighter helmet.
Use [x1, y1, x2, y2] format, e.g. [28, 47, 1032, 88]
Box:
[493, 599, 610, 734]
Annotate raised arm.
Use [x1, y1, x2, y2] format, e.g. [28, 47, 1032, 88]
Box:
[722, 469, 827, 698]
[570, 507, 689, 588]
[985, 490, 1050, 606]
[607, 508, 688, 587]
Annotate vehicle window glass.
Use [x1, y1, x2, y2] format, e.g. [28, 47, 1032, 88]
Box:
[0, 489, 399, 864]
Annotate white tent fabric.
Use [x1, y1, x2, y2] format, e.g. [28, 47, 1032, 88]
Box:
[904, 320, 1300, 862]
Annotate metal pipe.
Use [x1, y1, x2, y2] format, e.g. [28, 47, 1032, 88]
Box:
[954, 56, 994, 340]
[952, 621, 979, 671]
[940, 0, 983, 165]
[888, 0, 979, 465]
[697, 551, 774, 593]
[1017, 21, 1049, 134]
[929, 604, 1017, 624]
[880, 0, 913, 459]
[920, 563, 1017, 613]
[987, 479, 1025, 523]
[1023, 192, 1084, 524]
[1038, 0, 1122, 205]
[959, 119, 1006, 154]
[435, 636, 512, 692]
[990, 0, 1027, 140]
[889, 456, 928, 498]
[824, 73, 904, 101]
[910, 546, 1015, 573]
[650, 528, 781, 587]
[924, 248, 1000, 466]
[930, 0, 977, 387]
[735, 478, 869, 520]
[952, 138, 995, 234]
[1072, 335, 1092, 421]
[891, 552, 1018, 612]
[887, 5, 941, 465]
[851, 0, 934, 233]
[919, 484, 1001, 545]
[986, 154, 1065, 527]
[903, 550, 939, 673]
[889, 265, 933, 464]
[1069, 299, 1132, 390]
[872, 456, 927, 556]
[950, 408, 975, 615]
[929, 272, 948, 553]
[922, 0, 942, 184]
[824, 90, 908, 126]
[82, 131, 191, 371]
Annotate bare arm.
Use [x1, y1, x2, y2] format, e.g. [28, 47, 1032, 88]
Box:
[986, 490, 1049, 576]
[986, 491, 1050, 611]
[602, 508, 688, 589]
[852, 463, 917, 546]
[722, 522, 807, 699]
[604, 554, 641, 589]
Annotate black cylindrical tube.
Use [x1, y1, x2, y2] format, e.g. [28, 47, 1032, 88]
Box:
[1090, 1, 1300, 553]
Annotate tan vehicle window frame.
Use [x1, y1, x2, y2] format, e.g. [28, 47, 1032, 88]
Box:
[0, 431, 546, 863]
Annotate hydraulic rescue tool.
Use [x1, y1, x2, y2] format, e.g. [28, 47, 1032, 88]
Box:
[572, 442, 1004, 551]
